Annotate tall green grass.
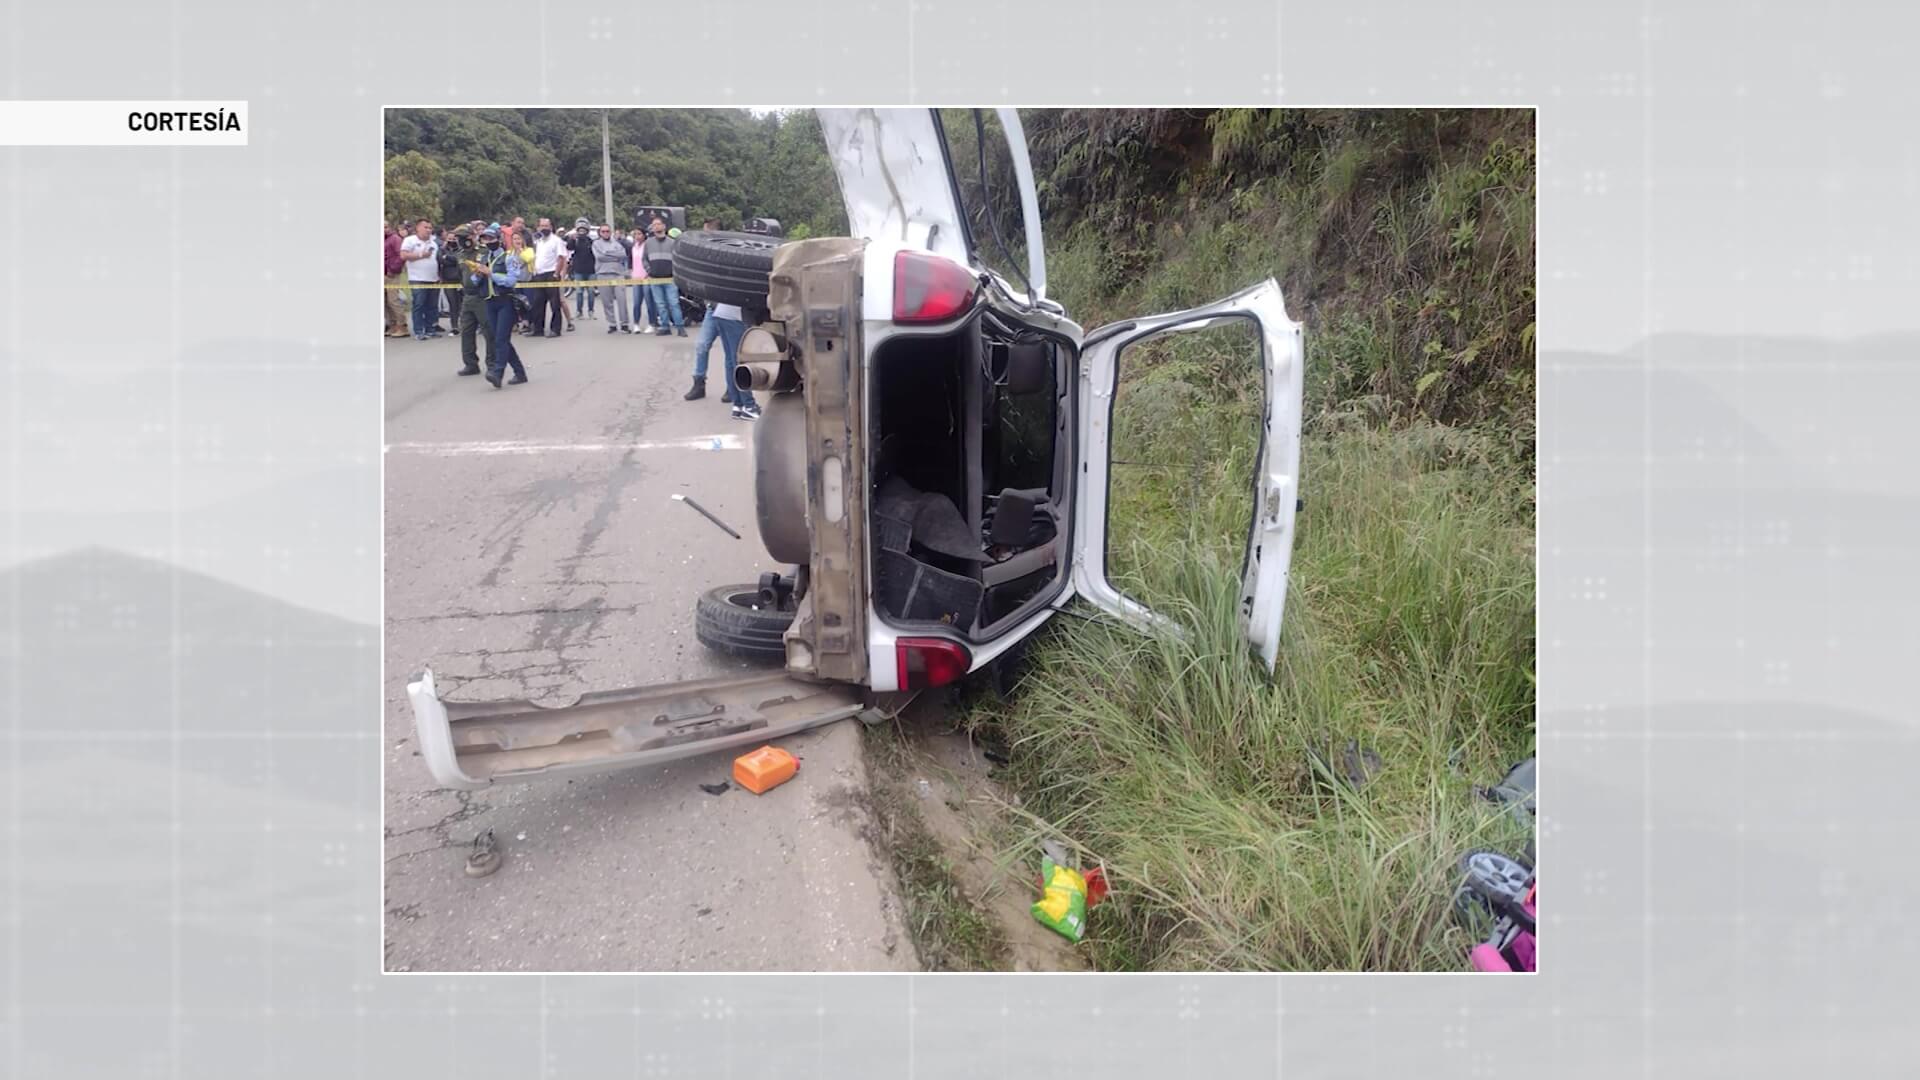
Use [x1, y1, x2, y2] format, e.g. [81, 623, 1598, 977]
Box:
[943, 109, 1535, 970]
[975, 424, 1534, 970]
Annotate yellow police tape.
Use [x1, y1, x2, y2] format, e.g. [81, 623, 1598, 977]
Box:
[383, 278, 669, 289]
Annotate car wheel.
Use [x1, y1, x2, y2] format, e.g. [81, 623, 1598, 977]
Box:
[694, 584, 795, 662]
[673, 230, 779, 309]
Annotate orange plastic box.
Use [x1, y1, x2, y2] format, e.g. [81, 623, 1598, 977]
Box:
[733, 745, 799, 795]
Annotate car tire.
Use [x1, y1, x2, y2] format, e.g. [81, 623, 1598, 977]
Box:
[673, 230, 780, 309]
[694, 584, 795, 662]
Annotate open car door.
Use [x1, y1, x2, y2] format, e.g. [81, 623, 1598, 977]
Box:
[1072, 278, 1304, 670]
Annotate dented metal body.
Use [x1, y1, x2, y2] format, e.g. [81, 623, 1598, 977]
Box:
[766, 237, 871, 686]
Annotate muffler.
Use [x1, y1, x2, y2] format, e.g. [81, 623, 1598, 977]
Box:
[733, 326, 801, 392]
[734, 361, 801, 393]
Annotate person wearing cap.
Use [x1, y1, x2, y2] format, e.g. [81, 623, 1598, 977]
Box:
[454, 227, 496, 377]
[638, 217, 686, 337]
[589, 224, 635, 334]
[567, 217, 597, 321]
[469, 226, 527, 387]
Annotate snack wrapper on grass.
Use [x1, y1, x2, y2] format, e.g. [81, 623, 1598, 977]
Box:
[1031, 857, 1088, 942]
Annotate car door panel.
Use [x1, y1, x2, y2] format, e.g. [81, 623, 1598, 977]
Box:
[1073, 278, 1304, 669]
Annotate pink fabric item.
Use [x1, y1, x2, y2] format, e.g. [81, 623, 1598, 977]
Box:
[1469, 944, 1512, 972]
[1469, 884, 1536, 972]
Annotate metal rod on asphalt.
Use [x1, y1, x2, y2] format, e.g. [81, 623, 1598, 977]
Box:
[672, 494, 742, 540]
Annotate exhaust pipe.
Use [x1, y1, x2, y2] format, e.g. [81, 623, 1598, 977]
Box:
[734, 360, 800, 393]
[732, 324, 799, 393]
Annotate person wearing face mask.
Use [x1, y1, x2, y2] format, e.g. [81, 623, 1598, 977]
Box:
[454, 226, 496, 377]
[567, 217, 597, 321]
[467, 226, 527, 388]
[589, 224, 634, 334]
[438, 225, 471, 338]
[528, 217, 569, 338]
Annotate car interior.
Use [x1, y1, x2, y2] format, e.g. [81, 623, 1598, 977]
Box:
[867, 310, 1074, 640]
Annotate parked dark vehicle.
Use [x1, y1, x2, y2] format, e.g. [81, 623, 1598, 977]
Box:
[634, 205, 687, 233]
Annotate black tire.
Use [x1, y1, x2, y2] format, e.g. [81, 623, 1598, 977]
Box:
[694, 584, 795, 662]
[674, 230, 780, 308]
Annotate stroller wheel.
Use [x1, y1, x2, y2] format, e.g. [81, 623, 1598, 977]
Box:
[1452, 849, 1532, 927]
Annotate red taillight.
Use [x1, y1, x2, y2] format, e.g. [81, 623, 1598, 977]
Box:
[894, 637, 972, 690]
[893, 250, 977, 323]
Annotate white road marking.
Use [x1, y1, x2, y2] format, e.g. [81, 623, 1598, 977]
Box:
[385, 434, 745, 456]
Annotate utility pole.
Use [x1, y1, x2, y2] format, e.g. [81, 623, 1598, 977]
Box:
[601, 109, 614, 228]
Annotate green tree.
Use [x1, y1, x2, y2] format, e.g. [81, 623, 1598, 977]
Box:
[383, 108, 847, 236]
[384, 150, 442, 225]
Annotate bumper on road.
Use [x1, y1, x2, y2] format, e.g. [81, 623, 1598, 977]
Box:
[408, 667, 867, 790]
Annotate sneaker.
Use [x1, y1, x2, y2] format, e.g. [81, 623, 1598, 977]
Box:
[485, 373, 502, 388]
[654, 327, 670, 336]
[457, 366, 481, 377]
[675, 327, 687, 337]
[606, 325, 619, 334]
[566, 323, 576, 332]
[731, 400, 762, 421]
[507, 373, 528, 385]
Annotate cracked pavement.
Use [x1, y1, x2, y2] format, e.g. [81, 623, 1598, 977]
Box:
[381, 321, 913, 972]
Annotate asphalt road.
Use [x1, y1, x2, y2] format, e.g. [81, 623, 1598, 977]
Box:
[381, 306, 915, 972]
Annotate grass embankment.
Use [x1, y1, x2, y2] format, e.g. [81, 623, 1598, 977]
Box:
[971, 110, 1536, 970]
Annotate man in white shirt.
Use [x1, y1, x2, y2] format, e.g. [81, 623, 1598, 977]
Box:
[527, 217, 570, 337]
[399, 219, 442, 341]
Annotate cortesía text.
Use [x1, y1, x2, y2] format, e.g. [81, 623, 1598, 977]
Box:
[128, 109, 242, 133]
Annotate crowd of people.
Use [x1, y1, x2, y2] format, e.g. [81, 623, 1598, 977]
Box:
[382, 214, 760, 420]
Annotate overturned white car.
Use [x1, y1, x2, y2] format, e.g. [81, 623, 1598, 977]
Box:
[410, 108, 1303, 790]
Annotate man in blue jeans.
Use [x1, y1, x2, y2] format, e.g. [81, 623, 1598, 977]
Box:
[400, 219, 443, 339]
[638, 218, 686, 336]
[683, 302, 758, 420]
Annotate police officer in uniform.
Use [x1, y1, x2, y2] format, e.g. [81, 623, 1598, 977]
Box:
[455, 226, 495, 378]
[469, 226, 527, 388]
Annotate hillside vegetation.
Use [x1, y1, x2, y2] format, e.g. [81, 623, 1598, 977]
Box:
[983, 109, 1534, 970]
